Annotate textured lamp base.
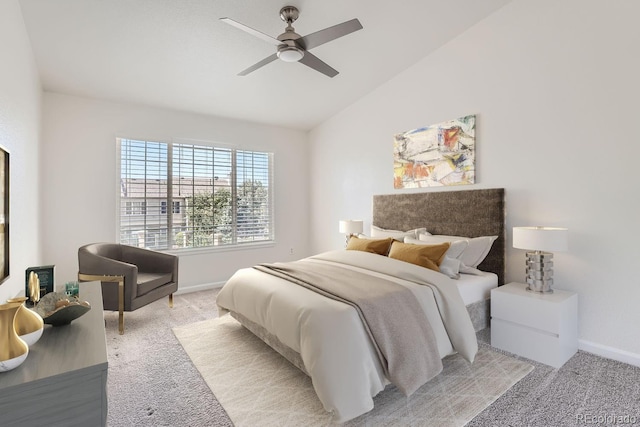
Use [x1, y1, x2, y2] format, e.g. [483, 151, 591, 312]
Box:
[525, 251, 554, 293]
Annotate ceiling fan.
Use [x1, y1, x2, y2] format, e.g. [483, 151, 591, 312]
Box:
[220, 6, 363, 78]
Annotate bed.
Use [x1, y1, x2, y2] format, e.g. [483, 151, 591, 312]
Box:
[216, 188, 505, 422]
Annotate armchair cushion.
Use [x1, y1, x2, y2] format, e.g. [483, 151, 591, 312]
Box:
[137, 272, 174, 296]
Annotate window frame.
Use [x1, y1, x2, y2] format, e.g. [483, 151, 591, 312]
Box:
[116, 138, 275, 253]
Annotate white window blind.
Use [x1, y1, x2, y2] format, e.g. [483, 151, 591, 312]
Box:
[118, 138, 274, 250]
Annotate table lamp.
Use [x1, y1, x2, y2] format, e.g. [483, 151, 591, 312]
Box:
[513, 226, 568, 293]
[339, 220, 363, 245]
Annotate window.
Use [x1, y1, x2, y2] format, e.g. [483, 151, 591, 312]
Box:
[118, 138, 274, 251]
[160, 201, 180, 215]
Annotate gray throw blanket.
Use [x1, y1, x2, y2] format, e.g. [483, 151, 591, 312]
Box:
[254, 259, 443, 396]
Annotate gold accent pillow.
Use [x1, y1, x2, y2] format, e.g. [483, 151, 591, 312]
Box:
[388, 241, 451, 272]
[346, 236, 394, 255]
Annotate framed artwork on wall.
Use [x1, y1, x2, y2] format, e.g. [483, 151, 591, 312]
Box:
[0, 146, 8, 284]
[393, 114, 476, 189]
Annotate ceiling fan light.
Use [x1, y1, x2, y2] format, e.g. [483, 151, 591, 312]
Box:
[277, 46, 304, 62]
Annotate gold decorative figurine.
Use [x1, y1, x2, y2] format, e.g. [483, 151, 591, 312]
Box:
[28, 271, 41, 305]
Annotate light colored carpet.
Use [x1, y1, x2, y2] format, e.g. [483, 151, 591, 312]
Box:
[173, 315, 533, 426]
[105, 292, 232, 427]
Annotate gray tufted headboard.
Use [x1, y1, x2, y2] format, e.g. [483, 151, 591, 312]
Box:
[372, 188, 505, 284]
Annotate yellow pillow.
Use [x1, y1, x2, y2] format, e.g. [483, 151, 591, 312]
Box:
[388, 241, 451, 272]
[346, 237, 394, 255]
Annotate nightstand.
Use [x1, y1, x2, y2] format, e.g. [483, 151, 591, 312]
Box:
[491, 282, 578, 368]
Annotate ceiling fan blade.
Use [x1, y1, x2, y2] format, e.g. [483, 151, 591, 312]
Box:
[298, 19, 363, 50]
[299, 52, 339, 78]
[238, 53, 279, 76]
[220, 17, 281, 46]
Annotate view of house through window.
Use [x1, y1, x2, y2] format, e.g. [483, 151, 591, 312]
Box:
[118, 138, 274, 250]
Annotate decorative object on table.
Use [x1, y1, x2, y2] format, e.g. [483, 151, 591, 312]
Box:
[25, 265, 55, 302]
[0, 145, 9, 285]
[6, 297, 44, 346]
[65, 281, 80, 298]
[0, 301, 29, 372]
[34, 292, 91, 326]
[27, 271, 40, 307]
[393, 114, 476, 189]
[513, 226, 569, 293]
[339, 219, 363, 245]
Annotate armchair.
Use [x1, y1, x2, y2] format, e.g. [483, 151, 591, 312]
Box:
[78, 243, 178, 334]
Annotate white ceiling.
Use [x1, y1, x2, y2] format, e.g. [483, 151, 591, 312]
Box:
[19, 0, 511, 131]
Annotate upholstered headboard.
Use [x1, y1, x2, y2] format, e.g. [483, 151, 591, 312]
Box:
[372, 188, 505, 284]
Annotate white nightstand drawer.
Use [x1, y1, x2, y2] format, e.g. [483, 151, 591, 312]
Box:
[491, 318, 577, 368]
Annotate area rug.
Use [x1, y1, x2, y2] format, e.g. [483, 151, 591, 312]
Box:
[173, 315, 533, 427]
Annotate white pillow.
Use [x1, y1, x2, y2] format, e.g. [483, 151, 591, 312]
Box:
[439, 257, 462, 279]
[372, 225, 427, 241]
[404, 236, 467, 279]
[418, 234, 498, 268]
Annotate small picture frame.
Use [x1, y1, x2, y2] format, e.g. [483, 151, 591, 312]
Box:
[25, 265, 55, 300]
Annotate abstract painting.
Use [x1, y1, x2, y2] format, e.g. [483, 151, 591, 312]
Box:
[394, 114, 475, 189]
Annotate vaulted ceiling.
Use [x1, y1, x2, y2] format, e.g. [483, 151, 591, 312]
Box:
[19, 0, 511, 131]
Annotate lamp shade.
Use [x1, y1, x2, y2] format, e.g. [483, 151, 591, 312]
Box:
[339, 220, 363, 235]
[513, 226, 568, 252]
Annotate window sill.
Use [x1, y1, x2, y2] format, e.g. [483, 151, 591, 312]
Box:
[164, 241, 276, 256]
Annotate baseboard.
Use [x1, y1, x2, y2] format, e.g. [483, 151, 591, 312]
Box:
[175, 281, 225, 295]
[579, 339, 640, 368]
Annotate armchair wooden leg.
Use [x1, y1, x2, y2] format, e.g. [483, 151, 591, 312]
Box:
[169, 293, 174, 308]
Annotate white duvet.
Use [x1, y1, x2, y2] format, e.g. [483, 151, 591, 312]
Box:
[216, 250, 478, 422]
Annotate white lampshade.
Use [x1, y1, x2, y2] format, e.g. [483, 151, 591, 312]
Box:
[339, 220, 363, 235]
[513, 226, 568, 252]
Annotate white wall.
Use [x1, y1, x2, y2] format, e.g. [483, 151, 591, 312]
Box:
[309, 1, 640, 362]
[41, 93, 309, 291]
[0, 0, 42, 301]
